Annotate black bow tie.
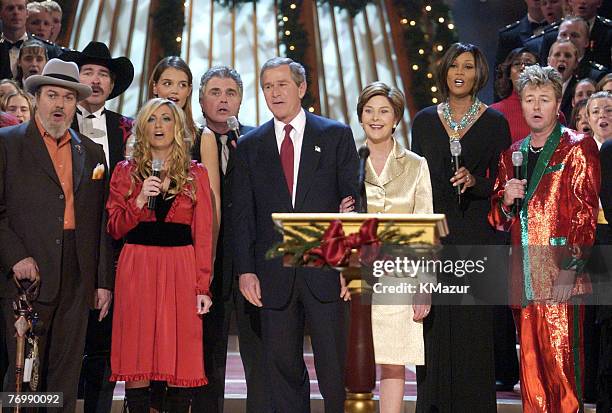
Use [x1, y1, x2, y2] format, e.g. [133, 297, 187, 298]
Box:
[530, 21, 547, 31]
[76, 107, 107, 117]
[3, 39, 23, 50]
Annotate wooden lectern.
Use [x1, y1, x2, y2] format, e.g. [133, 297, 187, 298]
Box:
[271, 213, 448, 413]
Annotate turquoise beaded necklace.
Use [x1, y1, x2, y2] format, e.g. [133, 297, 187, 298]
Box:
[441, 98, 482, 140]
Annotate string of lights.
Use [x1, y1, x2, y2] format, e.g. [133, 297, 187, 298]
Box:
[152, 0, 458, 111]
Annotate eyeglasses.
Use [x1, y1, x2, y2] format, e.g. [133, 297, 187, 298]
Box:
[511, 60, 537, 68]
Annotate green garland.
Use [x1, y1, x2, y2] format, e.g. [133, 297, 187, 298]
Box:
[265, 220, 426, 267]
[278, 0, 315, 109]
[394, 0, 458, 109]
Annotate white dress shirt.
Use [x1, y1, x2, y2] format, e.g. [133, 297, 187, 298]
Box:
[274, 108, 306, 207]
[77, 105, 110, 166]
[4, 32, 28, 77]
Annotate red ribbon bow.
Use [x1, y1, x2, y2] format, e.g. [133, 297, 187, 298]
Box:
[307, 218, 381, 267]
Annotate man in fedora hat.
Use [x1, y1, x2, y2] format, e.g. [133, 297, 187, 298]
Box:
[0, 58, 113, 411]
[60, 41, 134, 413]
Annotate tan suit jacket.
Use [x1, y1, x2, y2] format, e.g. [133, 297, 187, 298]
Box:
[366, 139, 434, 365]
[365, 139, 433, 214]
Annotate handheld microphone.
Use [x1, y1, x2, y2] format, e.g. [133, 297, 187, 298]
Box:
[147, 159, 164, 210]
[511, 151, 524, 215]
[358, 145, 370, 213]
[226, 116, 240, 142]
[450, 140, 462, 203]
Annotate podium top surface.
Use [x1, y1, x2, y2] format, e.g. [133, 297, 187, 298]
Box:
[271, 213, 449, 238]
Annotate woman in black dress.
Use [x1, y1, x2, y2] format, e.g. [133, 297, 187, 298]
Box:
[411, 43, 511, 412]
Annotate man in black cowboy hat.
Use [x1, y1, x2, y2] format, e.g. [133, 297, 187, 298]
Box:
[0, 58, 113, 411]
[60, 41, 134, 413]
[60, 41, 134, 171]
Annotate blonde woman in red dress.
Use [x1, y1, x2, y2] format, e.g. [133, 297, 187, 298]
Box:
[107, 98, 214, 412]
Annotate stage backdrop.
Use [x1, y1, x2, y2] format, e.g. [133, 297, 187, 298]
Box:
[70, 0, 414, 147]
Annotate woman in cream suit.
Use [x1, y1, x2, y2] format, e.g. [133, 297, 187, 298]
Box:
[342, 82, 433, 413]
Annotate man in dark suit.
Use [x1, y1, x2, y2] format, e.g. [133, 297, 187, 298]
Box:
[0, 58, 113, 411]
[233, 57, 358, 413]
[536, 13, 611, 69]
[190, 66, 270, 413]
[496, 0, 547, 71]
[59, 41, 134, 413]
[0, 0, 63, 80]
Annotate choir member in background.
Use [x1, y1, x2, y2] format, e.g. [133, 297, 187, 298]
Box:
[547, 39, 580, 120]
[572, 78, 597, 108]
[0, 88, 32, 123]
[597, 74, 612, 92]
[25, 2, 52, 41]
[15, 38, 48, 88]
[492, 47, 542, 142]
[41, 0, 62, 44]
[495, 0, 547, 76]
[570, 98, 592, 133]
[0, 79, 19, 99]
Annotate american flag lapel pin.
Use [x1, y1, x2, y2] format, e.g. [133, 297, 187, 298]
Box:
[314, 145, 321, 152]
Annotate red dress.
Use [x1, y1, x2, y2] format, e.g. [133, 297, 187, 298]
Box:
[107, 160, 213, 386]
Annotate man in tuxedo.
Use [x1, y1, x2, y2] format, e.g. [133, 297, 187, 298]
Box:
[496, 0, 548, 71]
[233, 57, 358, 413]
[60, 40, 134, 413]
[0, 0, 62, 79]
[0, 58, 113, 411]
[190, 66, 271, 413]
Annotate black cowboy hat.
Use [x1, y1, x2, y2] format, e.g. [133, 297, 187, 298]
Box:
[60, 41, 134, 100]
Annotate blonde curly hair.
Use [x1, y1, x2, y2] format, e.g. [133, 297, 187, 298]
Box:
[130, 98, 195, 201]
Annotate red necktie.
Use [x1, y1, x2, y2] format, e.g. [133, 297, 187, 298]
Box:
[280, 124, 294, 197]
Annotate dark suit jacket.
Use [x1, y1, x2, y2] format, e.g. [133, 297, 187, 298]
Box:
[496, 16, 537, 69]
[560, 62, 609, 121]
[71, 109, 133, 172]
[232, 112, 359, 309]
[0, 121, 113, 303]
[560, 77, 577, 122]
[538, 16, 611, 68]
[211, 124, 254, 300]
[0, 33, 64, 80]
